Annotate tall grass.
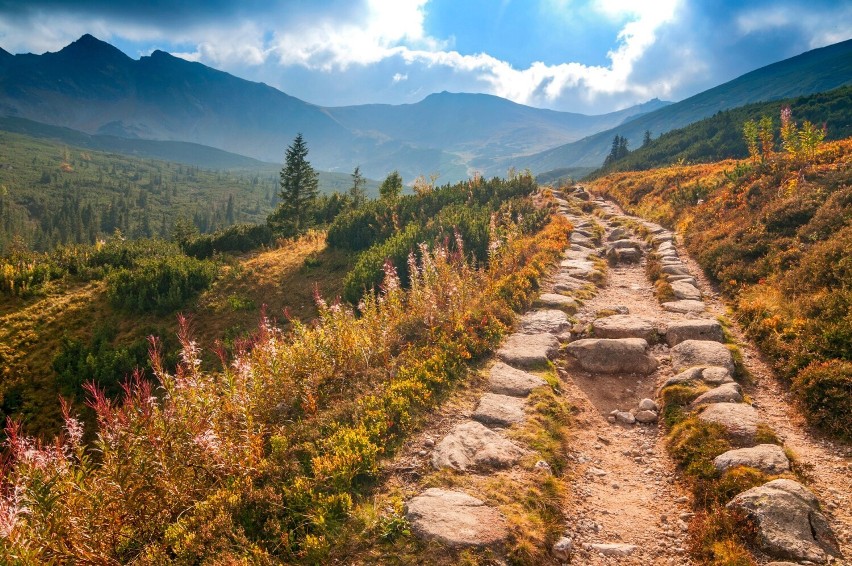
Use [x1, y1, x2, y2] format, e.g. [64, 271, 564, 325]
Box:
[0, 212, 570, 563]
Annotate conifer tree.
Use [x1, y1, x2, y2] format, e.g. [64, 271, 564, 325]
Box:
[349, 166, 367, 208]
[379, 170, 403, 201]
[269, 133, 319, 236]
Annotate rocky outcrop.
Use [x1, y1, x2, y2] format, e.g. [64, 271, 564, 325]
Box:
[727, 479, 842, 563]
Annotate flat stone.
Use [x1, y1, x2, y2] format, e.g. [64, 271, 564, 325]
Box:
[497, 333, 560, 368]
[488, 362, 547, 396]
[661, 264, 690, 276]
[671, 340, 735, 374]
[608, 238, 643, 250]
[591, 315, 657, 341]
[431, 421, 526, 471]
[634, 410, 658, 423]
[727, 479, 841, 563]
[714, 444, 791, 475]
[660, 366, 734, 389]
[612, 410, 636, 425]
[667, 275, 698, 286]
[406, 488, 508, 548]
[519, 309, 571, 335]
[473, 393, 526, 426]
[570, 233, 594, 247]
[536, 293, 579, 312]
[610, 247, 642, 263]
[552, 274, 588, 292]
[691, 383, 743, 407]
[607, 227, 628, 241]
[662, 300, 706, 314]
[566, 338, 658, 374]
[665, 319, 725, 346]
[552, 536, 573, 560]
[698, 403, 760, 443]
[590, 543, 637, 557]
[671, 280, 702, 300]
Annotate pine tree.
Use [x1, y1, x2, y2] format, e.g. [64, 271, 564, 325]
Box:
[643, 130, 652, 147]
[379, 170, 403, 201]
[269, 133, 319, 236]
[349, 166, 367, 208]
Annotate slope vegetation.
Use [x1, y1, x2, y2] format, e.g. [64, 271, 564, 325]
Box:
[591, 138, 852, 439]
[515, 38, 852, 172]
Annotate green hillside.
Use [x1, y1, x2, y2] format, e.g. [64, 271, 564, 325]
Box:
[0, 129, 377, 254]
[589, 85, 852, 176]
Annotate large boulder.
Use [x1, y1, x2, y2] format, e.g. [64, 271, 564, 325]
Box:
[566, 338, 658, 374]
[714, 444, 791, 475]
[488, 362, 547, 397]
[697, 403, 760, 443]
[671, 340, 735, 374]
[665, 319, 724, 346]
[727, 480, 841, 563]
[497, 333, 560, 368]
[518, 309, 571, 335]
[406, 489, 508, 548]
[691, 383, 743, 407]
[591, 315, 657, 341]
[431, 421, 526, 471]
[473, 393, 526, 427]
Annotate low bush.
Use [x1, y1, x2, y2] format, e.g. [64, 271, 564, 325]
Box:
[106, 254, 217, 314]
[791, 360, 852, 439]
[183, 223, 273, 258]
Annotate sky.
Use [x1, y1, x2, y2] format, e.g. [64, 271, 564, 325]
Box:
[0, 0, 850, 114]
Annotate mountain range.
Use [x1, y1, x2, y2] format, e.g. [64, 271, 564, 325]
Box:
[1, 35, 851, 182]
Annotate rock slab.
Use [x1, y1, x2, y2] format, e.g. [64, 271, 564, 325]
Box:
[714, 444, 791, 475]
[536, 293, 578, 312]
[406, 488, 508, 548]
[698, 403, 760, 443]
[473, 393, 526, 426]
[497, 333, 560, 368]
[727, 479, 841, 563]
[488, 362, 547, 397]
[591, 315, 657, 341]
[566, 338, 658, 374]
[691, 383, 744, 407]
[518, 309, 571, 335]
[432, 421, 526, 471]
[665, 319, 725, 346]
[662, 300, 706, 313]
[671, 340, 735, 374]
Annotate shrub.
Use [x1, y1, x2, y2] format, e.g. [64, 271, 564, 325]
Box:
[183, 223, 273, 258]
[107, 254, 217, 314]
[791, 360, 852, 439]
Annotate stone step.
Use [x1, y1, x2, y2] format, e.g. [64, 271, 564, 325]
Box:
[406, 488, 508, 549]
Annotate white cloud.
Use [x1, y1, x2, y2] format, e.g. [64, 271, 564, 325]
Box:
[392, 72, 408, 82]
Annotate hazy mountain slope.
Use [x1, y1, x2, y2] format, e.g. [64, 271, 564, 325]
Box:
[325, 92, 669, 158]
[511, 38, 852, 173]
[0, 34, 665, 183]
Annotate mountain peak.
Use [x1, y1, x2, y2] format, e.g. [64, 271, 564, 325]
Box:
[58, 34, 129, 61]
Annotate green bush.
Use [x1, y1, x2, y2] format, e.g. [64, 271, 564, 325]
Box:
[791, 360, 852, 440]
[107, 254, 217, 314]
[184, 223, 273, 258]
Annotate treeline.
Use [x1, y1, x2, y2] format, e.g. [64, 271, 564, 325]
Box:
[589, 84, 852, 177]
[0, 130, 279, 255]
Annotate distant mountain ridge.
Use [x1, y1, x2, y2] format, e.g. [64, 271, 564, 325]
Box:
[0, 34, 669, 182]
[512, 38, 852, 174]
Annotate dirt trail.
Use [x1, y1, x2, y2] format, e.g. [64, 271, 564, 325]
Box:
[556, 223, 695, 565]
[558, 193, 850, 564]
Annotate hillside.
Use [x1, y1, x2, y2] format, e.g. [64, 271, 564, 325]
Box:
[0, 129, 380, 254]
[0, 34, 666, 182]
[513, 38, 852, 173]
[590, 84, 852, 176]
[590, 137, 852, 439]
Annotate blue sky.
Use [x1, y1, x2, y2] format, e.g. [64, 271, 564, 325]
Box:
[0, 0, 850, 114]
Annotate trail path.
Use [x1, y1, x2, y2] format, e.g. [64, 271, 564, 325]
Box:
[398, 188, 849, 565]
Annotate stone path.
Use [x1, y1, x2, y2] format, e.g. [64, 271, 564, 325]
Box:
[402, 186, 849, 564]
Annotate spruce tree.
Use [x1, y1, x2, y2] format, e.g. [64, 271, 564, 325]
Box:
[269, 133, 319, 236]
[349, 166, 367, 208]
